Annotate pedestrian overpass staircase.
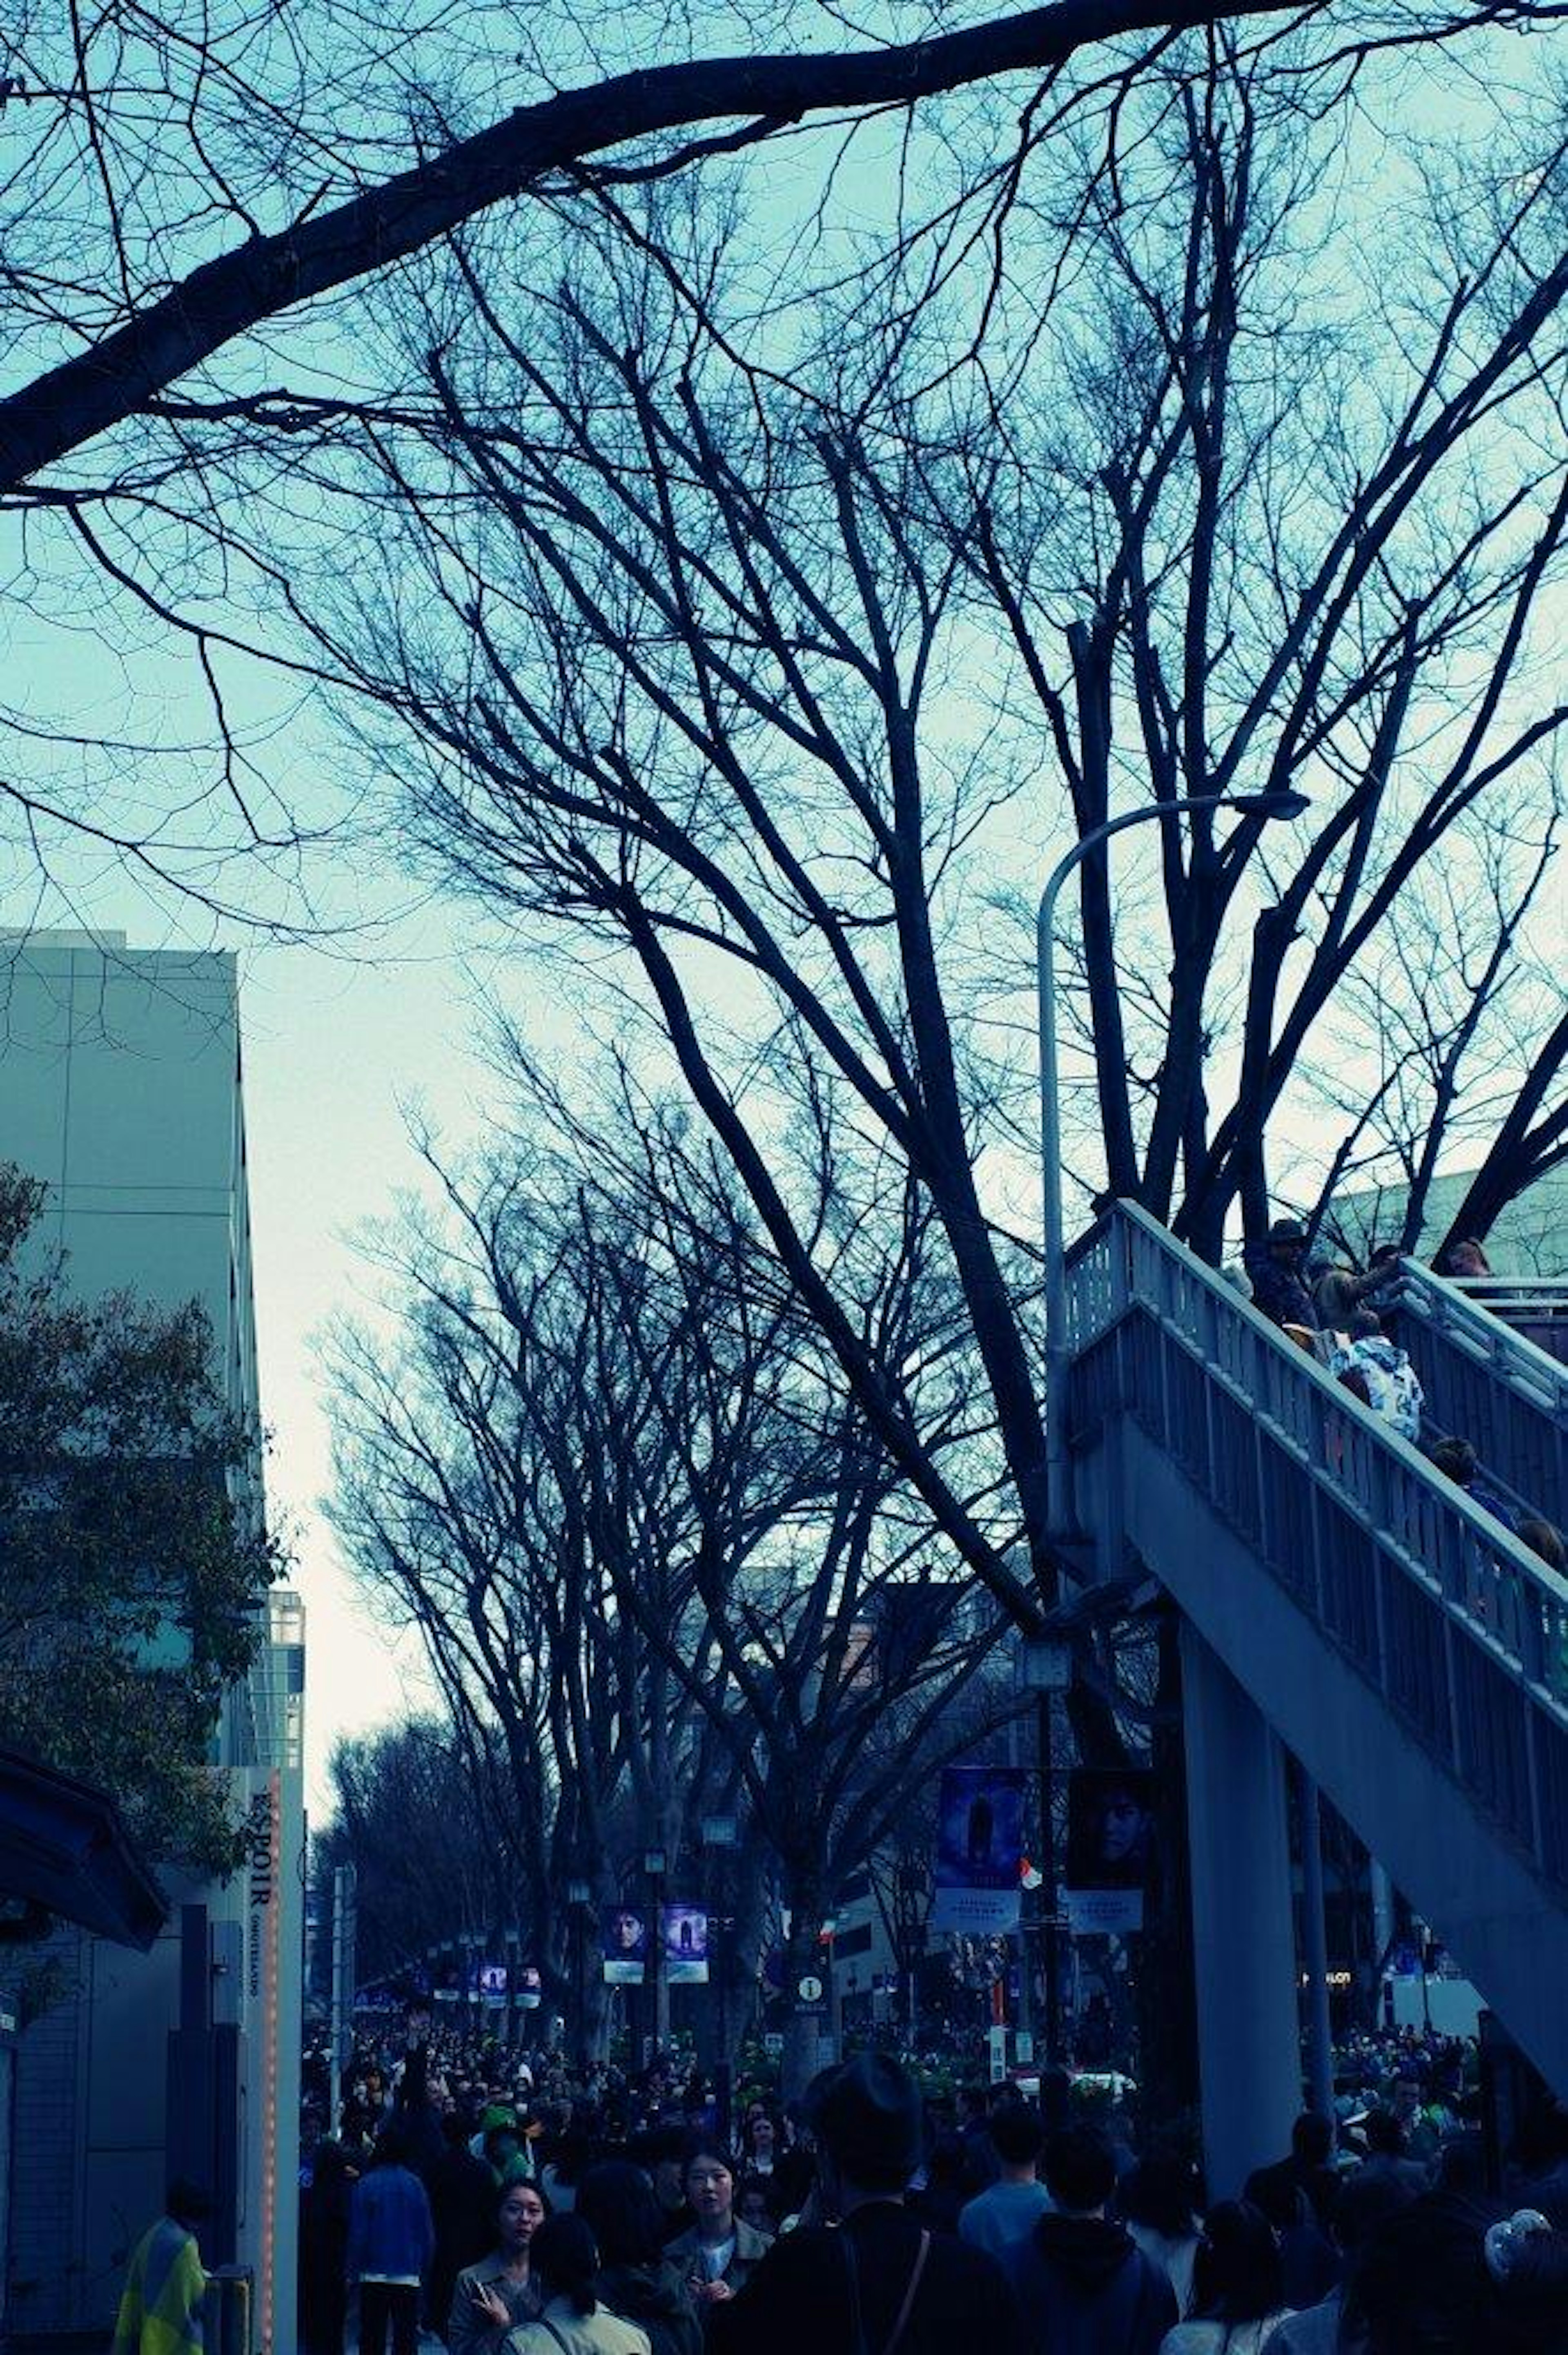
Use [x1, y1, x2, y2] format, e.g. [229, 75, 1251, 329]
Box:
[1063, 1204, 1568, 2095]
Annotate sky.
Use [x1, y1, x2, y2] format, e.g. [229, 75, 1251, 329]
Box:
[238, 919, 489, 1811]
[1, 7, 1559, 1826]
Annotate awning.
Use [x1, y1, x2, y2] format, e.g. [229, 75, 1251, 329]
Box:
[0, 1744, 168, 1950]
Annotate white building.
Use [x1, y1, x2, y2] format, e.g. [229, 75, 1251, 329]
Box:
[0, 930, 303, 2355]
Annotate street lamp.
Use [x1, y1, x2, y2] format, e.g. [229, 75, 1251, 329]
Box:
[566, 1881, 591, 2063]
[1037, 788, 1310, 1538]
[701, 1815, 739, 2143]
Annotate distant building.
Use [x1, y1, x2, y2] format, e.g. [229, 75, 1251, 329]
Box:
[0, 930, 304, 2355]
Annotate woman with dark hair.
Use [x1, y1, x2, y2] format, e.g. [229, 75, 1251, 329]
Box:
[574, 2164, 702, 2355]
[733, 2106, 778, 2185]
[662, 2145, 772, 2312]
[501, 2217, 651, 2355]
[451, 2181, 551, 2355]
[1117, 2153, 1201, 2315]
[1159, 2201, 1294, 2352]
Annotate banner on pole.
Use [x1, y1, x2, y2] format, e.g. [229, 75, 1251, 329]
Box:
[602, 1905, 649, 1984]
[929, 1764, 1026, 1933]
[661, 1904, 710, 1984]
[1064, 1767, 1156, 1933]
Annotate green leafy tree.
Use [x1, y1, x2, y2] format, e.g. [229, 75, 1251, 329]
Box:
[0, 1163, 281, 1875]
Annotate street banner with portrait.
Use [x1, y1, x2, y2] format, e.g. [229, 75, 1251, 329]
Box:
[661, 1903, 710, 1984]
[930, 1764, 1026, 1933]
[1064, 1767, 1156, 1933]
[602, 1905, 650, 1983]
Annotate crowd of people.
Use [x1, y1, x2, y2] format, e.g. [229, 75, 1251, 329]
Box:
[1240, 1222, 1566, 1575]
[294, 2020, 1568, 2355]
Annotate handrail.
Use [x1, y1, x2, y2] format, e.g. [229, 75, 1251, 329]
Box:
[1064, 1204, 1568, 1889]
[1388, 1263, 1567, 1515]
[1395, 1264, 1568, 1410]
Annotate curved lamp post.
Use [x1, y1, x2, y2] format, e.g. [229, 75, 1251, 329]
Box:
[1037, 787, 1310, 1540]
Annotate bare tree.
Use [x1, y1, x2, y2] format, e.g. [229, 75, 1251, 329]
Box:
[291, 50, 1564, 1615]
[0, 4, 1561, 921]
[330, 1101, 1023, 2079]
[316, 1719, 512, 1990]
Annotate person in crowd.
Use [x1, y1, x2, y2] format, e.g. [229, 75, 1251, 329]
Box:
[112, 2178, 210, 2355]
[1159, 2200, 1294, 2353]
[1428, 1436, 1520, 1532]
[1518, 1516, 1566, 1571]
[733, 2179, 773, 2238]
[710, 2052, 1018, 2355]
[348, 2123, 437, 2355]
[1354, 2110, 1431, 2197]
[432, 2112, 506, 2338]
[958, 2083, 1004, 2194]
[1488, 2214, 1568, 2355]
[299, 2141, 354, 2355]
[663, 2146, 771, 2313]
[1005, 2123, 1176, 2355]
[450, 2181, 550, 2355]
[1116, 2153, 1201, 2317]
[500, 2216, 651, 2355]
[1327, 1312, 1424, 1441]
[1238, 2171, 1336, 2313]
[1386, 2070, 1443, 2169]
[906, 2132, 971, 2235]
[958, 2103, 1051, 2259]
[1436, 1238, 1492, 1281]
[1313, 1243, 1402, 1330]
[574, 2163, 703, 2355]
[1244, 1220, 1319, 1333]
[1272, 2173, 1414, 2355]
[639, 2128, 693, 2245]
[541, 2125, 595, 2215]
[1339, 2195, 1494, 2353]
[1245, 2114, 1338, 2238]
[733, 2105, 780, 2186]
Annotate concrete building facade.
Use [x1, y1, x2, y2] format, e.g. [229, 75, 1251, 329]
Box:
[0, 931, 303, 2355]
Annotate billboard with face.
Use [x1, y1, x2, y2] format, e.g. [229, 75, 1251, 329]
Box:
[602, 1905, 648, 1983]
[1065, 1767, 1157, 1933]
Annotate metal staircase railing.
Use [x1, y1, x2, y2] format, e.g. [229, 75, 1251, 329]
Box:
[1064, 1204, 1568, 1895]
[1387, 1264, 1568, 1512]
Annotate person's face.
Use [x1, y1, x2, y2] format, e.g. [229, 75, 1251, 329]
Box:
[499, 2185, 545, 2252]
[1098, 1790, 1145, 1862]
[1272, 1238, 1304, 1265]
[686, 2158, 734, 2228]
[749, 2113, 775, 2152]
[612, 1912, 641, 1951]
[738, 2190, 770, 2232]
[1449, 1244, 1485, 1277]
[1392, 2080, 1419, 2123]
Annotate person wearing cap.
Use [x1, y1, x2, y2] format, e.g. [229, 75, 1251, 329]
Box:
[1244, 1220, 1319, 1334]
[111, 2178, 210, 2355]
[708, 2053, 1018, 2355]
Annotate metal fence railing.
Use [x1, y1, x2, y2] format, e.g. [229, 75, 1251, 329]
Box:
[1064, 1204, 1568, 1893]
[1388, 1265, 1568, 1513]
